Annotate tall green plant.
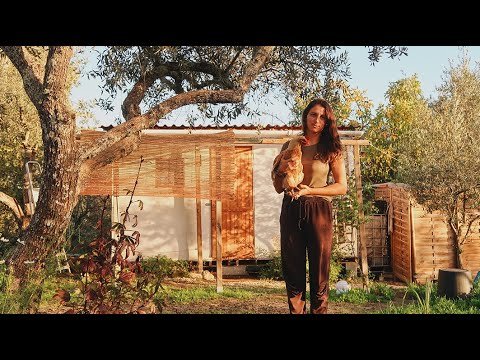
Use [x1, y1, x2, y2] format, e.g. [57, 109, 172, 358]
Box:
[290, 79, 374, 128]
[332, 175, 377, 257]
[362, 75, 428, 184]
[403, 281, 433, 314]
[53, 157, 163, 314]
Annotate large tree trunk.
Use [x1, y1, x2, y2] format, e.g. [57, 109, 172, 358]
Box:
[3, 47, 79, 313]
[10, 118, 79, 277]
[8, 110, 80, 312]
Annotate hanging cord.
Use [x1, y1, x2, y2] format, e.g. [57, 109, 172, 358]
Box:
[297, 197, 312, 230]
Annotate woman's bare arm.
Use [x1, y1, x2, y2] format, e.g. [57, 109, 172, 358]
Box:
[295, 154, 348, 197]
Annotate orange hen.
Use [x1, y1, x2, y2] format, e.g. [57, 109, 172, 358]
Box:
[272, 136, 308, 198]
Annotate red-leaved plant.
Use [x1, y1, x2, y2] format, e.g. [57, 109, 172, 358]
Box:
[53, 157, 163, 313]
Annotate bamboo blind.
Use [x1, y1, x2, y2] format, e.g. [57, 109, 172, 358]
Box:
[77, 130, 236, 200]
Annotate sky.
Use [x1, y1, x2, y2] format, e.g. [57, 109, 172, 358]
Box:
[70, 46, 480, 128]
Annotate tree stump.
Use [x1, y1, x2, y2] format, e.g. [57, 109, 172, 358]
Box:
[437, 268, 473, 299]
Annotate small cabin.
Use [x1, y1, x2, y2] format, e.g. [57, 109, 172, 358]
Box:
[79, 124, 367, 267]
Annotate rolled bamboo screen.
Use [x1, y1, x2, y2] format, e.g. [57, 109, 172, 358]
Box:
[77, 130, 236, 200]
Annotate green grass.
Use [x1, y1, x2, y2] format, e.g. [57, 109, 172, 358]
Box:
[157, 285, 260, 304]
[39, 275, 84, 308]
[379, 281, 480, 314]
[329, 282, 395, 304]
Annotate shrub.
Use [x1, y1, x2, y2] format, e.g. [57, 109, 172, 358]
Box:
[329, 256, 342, 285]
[52, 157, 164, 314]
[370, 282, 395, 301]
[259, 251, 283, 280]
[259, 250, 344, 284]
[141, 255, 191, 280]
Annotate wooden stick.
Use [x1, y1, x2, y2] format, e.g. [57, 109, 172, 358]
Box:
[354, 143, 369, 289]
[195, 146, 203, 273]
[216, 200, 223, 293]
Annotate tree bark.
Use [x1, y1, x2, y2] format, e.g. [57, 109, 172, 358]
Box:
[9, 113, 79, 279]
[448, 222, 463, 269]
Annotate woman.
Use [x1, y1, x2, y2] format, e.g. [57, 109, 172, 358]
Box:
[272, 98, 347, 314]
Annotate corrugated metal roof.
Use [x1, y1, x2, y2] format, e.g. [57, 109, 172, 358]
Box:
[99, 124, 355, 131]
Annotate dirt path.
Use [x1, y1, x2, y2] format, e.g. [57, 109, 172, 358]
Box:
[160, 277, 408, 314]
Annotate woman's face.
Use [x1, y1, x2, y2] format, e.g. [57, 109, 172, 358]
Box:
[305, 105, 327, 136]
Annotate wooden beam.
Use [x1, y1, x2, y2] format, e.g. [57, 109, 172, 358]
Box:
[409, 199, 416, 283]
[353, 143, 369, 289]
[341, 139, 370, 146]
[236, 138, 371, 146]
[196, 199, 203, 272]
[195, 146, 203, 273]
[216, 200, 223, 293]
[209, 146, 216, 261]
[259, 138, 291, 144]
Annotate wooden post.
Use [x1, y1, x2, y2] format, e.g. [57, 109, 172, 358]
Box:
[216, 200, 223, 293]
[389, 186, 395, 282]
[195, 146, 203, 273]
[22, 147, 35, 218]
[353, 143, 369, 289]
[196, 200, 203, 272]
[409, 199, 417, 283]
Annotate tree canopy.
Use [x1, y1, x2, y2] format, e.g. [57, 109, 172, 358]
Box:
[91, 46, 406, 125]
[362, 75, 428, 184]
[0, 53, 43, 237]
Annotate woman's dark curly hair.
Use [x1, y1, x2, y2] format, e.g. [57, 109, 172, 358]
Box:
[301, 98, 343, 163]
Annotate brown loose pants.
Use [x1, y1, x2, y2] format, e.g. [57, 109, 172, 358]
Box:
[280, 195, 333, 314]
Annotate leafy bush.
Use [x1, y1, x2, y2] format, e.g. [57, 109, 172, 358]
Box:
[141, 255, 191, 280]
[329, 256, 342, 285]
[259, 250, 344, 284]
[52, 158, 164, 314]
[370, 282, 395, 301]
[259, 251, 283, 280]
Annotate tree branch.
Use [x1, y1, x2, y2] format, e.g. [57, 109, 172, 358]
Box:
[224, 47, 245, 73]
[460, 214, 480, 246]
[122, 71, 158, 120]
[0, 191, 25, 226]
[238, 46, 275, 91]
[121, 59, 238, 121]
[79, 46, 275, 171]
[0, 46, 44, 109]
